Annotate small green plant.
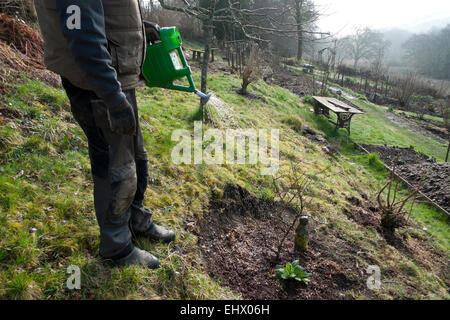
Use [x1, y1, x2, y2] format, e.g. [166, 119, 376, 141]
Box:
[275, 260, 311, 284]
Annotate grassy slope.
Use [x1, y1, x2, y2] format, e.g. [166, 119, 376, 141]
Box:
[0, 70, 448, 299]
[328, 98, 447, 161]
[287, 64, 447, 161]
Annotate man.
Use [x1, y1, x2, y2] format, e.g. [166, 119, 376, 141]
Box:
[33, 0, 175, 269]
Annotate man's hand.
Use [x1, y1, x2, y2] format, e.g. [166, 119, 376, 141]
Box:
[109, 99, 136, 136]
[144, 21, 161, 44]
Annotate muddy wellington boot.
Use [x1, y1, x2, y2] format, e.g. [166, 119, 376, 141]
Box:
[114, 247, 160, 269]
[139, 223, 176, 244]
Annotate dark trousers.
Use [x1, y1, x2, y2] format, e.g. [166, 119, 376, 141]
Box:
[62, 78, 153, 259]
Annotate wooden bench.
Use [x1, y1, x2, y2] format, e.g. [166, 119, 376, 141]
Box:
[191, 48, 218, 62]
[312, 96, 364, 134]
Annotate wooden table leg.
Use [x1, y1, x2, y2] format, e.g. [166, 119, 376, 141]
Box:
[337, 113, 354, 134]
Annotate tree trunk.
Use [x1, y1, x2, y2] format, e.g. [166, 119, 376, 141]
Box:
[240, 79, 249, 94]
[446, 141, 449, 162]
[295, 0, 304, 61]
[200, 0, 216, 106]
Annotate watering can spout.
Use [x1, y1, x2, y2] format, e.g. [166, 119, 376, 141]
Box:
[195, 90, 212, 103]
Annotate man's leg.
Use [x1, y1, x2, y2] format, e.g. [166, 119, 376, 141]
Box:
[62, 78, 158, 267]
[125, 90, 175, 243]
[62, 78, 134, 258]
[125, 89, 153, 233]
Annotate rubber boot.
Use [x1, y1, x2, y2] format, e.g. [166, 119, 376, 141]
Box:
[114, 247, 160, 269]
[137, 222, 176, 244]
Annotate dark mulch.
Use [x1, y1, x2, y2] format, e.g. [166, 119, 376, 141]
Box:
[233, 86, 267, 103]
[272, 68, 314, 97]
[360, 144, 435, 166]
[360, 144, 449, 213]
[397, 162, 450, 213]
[196, 184, 372, 300]
[424, 125, 448, 140]
[344, 205, 381, 232]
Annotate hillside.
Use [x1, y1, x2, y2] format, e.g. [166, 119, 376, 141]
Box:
[1, 42, 449, 299]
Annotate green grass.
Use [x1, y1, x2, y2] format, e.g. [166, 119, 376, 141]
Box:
[348, 99, 446, 161]
[0, 71, 448, 300]
[299, 86, 446, 161]
[183, 39, 205, 51]
[391, 109, 445, 124]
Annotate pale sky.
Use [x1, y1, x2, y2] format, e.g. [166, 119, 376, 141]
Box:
[313, 0, 450, 36]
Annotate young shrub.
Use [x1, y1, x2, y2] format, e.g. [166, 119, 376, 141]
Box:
[377, 155, 421, 232]
[239, 45, 264, 95]
[267, 163, 334, 261]
[411, 95, 434, 119]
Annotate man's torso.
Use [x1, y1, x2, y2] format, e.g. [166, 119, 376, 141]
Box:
[34, 0, 146, 91]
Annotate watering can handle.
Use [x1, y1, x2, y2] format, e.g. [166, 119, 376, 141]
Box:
[165, 47, 197, 93]
[166, 76, 196, 93]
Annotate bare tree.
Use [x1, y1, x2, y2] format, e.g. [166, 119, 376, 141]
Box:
[345, 27, 385, 69]
[392, 71, 419, 108]
[319, 47, 334, 94]
[370, 41, 390, 101]
[157, 0, 329, 105]
[334, 37, 352, 67]
[282, 0, 319, 61]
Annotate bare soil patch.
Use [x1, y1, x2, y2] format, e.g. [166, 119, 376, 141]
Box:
[344, 204, 381, 232]
[397, 162, 450, 213]
[360, 144, 449, 213]
[232, 86, 267, 103]
[360, 144, 435, 166]
[272, 68, 314, 97]
[197, 184, 372, 300]
[195, 185, 448, 299]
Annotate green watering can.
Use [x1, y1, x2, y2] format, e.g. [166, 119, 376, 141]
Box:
[142, 27, 212, 102]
